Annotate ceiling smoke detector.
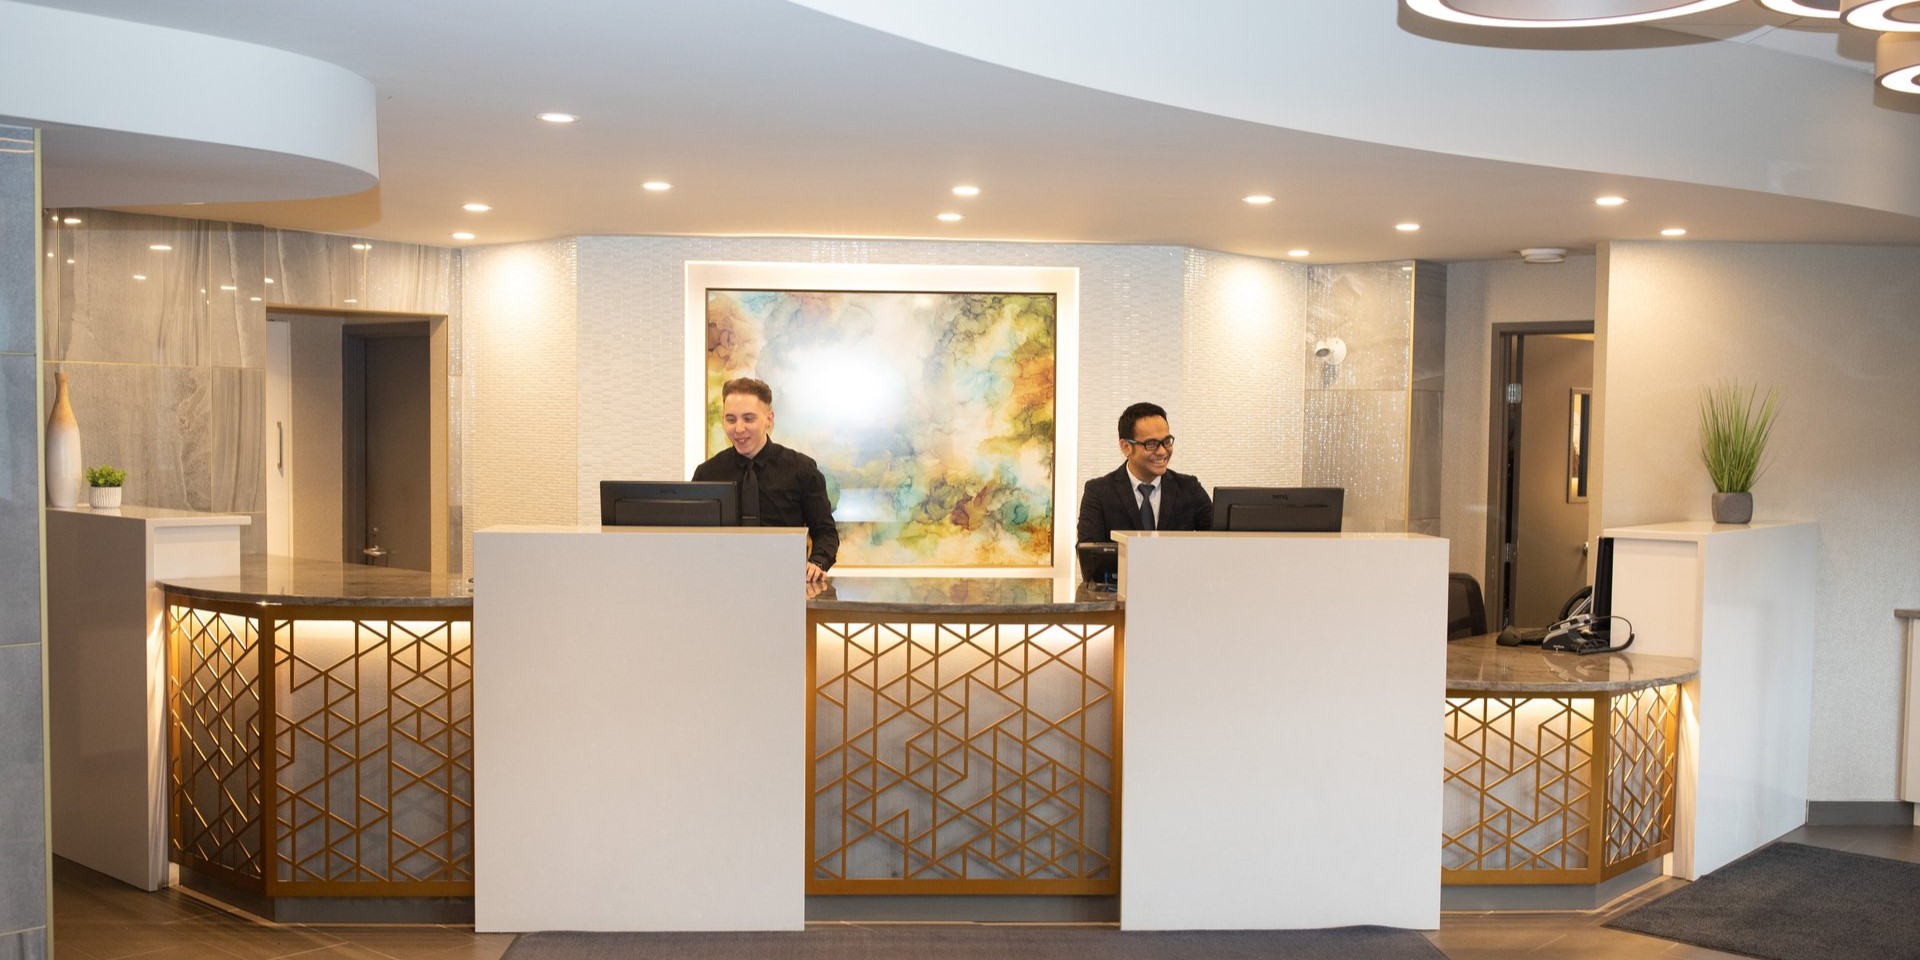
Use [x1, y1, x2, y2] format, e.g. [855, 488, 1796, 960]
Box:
[1519, 247, 1569, 264]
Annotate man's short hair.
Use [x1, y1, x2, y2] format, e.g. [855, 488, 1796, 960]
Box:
[1118, 402, 1169, 440]
[722, 377, 774, 407]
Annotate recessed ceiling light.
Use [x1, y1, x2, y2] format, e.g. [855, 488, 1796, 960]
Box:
[462, 203, 492, 212]
[63, 217, 81, 225]
[1243, 195, 1276, 205]
[1595, 195, 1628, 207]
[451, 232, 476, 240]
[641, 181, 672, 192]
[935, 212, 964, 222]
[1404, 0, 1741, 27]
[1395, 222, 1421, 232]
[250, 296, 262, 302]
[537, 112, 578, 124]
[132, 274, 147, 281]
[351, 242, 372, 251]
[149, 244, 172, 251]
[1661, 227, 1688, 237]
[1847, 0, 1920, 31]
[220, 284, 238, 291]
[1287, 249, 1310, 257]
[344, 299, 358, 304]
[952, 185, 981, 197]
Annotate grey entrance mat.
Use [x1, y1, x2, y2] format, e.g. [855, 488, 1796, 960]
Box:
[1606, 842, 1920, 960]
[501, 924, 1446, 960]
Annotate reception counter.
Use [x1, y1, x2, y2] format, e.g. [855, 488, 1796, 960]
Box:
[159, 557, 472, 921]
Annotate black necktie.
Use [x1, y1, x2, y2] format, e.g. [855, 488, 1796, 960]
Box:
[740, 459, 761, 526]
[1138, 482, 1156, 531]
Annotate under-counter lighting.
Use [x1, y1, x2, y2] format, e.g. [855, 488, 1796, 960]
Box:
[1243, 195, 1276, 205]
[1595, 195, 1628, 207]
[952, 185, 981, 197]
[462, 202, 492, 212]
[149, 244, 172, 252]
[350, 242, 372, 251]
[451, 232, 476, 240]
[935, 212, 964, 222]
[63, 217, 81, 225]
[641, 181, 672, 192]
[1661, 227, 1688, 237]
[1396, 222, 1421, 232]
[1287, 249, 1310, 257]
[537, 112, 578, 123]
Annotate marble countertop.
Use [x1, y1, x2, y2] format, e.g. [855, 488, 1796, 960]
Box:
[806, 576, 1121, 614]
[161, 556, 471, 608]
[1446, 632, 1697, 694]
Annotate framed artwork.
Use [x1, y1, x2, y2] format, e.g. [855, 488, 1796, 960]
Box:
[1568, 388, 1591, 503]
[704, 287, 1058, 567]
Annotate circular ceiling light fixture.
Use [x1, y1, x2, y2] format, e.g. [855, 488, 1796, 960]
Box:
[1846, 0, 1920, 30]
[1878, 33, 1920, 91]
[1403, 0, 1741, 27]
[1760, 0, 1841, 16]
[1518, 247, 1569, 264]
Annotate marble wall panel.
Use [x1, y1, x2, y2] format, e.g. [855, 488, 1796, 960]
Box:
[46, 361, 211, 511]
[47, 209, 206, 366]
[0, 644, 47, 935]
[1178, 249, 1307, 489]
[364, 239, 455, 315]
[266, 228, 357, 308]
[208, 221, 267, 368]
[0, 126, 32, 355]
[0, 356, 39, 647]
[1304, 261, 1413, 393]
[211, 367, 263, 512]
[1412, 261, 1447, 391]
[1303, 389, 1409, 531]
[1409, 389, 1442, 523]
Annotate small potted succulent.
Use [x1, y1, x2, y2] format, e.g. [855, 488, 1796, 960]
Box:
[85, 465, 125, 510]
[1697, 380, 1779, 525]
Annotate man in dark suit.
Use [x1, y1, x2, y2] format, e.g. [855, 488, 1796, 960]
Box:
[1077, 402, 1212, 543]
[692, 377, 839, 582]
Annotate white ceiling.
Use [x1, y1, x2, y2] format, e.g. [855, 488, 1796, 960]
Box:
[16, 0, 1920, 263]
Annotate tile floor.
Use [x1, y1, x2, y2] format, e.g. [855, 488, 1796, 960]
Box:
[51, 824, 1920, 960]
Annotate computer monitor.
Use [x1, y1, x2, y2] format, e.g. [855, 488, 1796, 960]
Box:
[599, 481, 739, 527]
[1589, 535, 1615, 639]
[1209, 487, 1344, 533]
[1076, 541, 1119, 586]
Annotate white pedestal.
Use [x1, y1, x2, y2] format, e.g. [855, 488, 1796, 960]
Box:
[1606, 520, 1817, 879]
[473, 525, 808, 932]
[46, 506, 249, 891]
[1116, 531, 1447, 931]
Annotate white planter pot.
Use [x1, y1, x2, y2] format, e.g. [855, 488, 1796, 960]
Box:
[88, 486, 122, 510]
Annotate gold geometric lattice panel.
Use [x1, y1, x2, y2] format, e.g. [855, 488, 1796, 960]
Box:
[272, 616, 474, 894]
[1605, 685, 1680, 869]
[811, 619, 1118, 893]
[169, 605, 266, 885]
[1444, 696, 1596, 876]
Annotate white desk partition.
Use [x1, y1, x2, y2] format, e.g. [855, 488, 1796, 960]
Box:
[473, 525, 807, 932]
[1606, 520, 1817, 879]
[46, 506, 249, 890]
[1116, 531, 1447, 931]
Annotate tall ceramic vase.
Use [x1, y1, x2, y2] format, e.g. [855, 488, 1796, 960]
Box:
[45, 370, 82, 508]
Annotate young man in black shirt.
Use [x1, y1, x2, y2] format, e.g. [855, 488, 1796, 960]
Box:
[691, 377, 839, 582]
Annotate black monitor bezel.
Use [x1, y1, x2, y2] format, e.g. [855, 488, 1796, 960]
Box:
[598, 480, 740, 527]
[1208, 486, 1345, 533]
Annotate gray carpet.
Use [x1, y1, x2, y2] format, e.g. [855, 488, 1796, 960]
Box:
[1607, 842, 1920, 960]
[501, 924, 1446, 960]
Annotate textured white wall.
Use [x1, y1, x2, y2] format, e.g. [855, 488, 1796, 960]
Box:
[460, 239, 578, 570]
[1599, 241, 1920, 801]
[1178, 250, 1306, 490]
[1441, 256, 1596, 578]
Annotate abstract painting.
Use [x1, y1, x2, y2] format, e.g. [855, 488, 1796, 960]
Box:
[706, 289, 1056, 567]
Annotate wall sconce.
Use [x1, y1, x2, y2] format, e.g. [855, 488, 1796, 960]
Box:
[1314, 338, 1348, 366]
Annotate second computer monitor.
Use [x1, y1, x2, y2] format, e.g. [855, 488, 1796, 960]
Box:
[1210, 487, 1344, 533]
[599, 480, 739, 527]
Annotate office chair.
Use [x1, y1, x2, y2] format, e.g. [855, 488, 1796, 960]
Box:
[1447, 573, 1489, 640]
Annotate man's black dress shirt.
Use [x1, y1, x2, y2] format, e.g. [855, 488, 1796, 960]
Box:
[692, 440, 840, 571]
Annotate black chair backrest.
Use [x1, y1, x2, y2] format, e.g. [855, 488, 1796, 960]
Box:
[1447, 573, 1489, 640]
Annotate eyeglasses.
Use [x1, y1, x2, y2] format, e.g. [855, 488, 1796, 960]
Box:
[1123, 436, 1176, 453]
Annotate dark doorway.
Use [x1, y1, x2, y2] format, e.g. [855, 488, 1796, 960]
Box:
[343, 323, 431, 570]
[1486, 322, 1595, 629]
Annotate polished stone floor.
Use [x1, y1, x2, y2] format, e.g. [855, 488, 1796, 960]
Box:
[51, 824, 1919, 960]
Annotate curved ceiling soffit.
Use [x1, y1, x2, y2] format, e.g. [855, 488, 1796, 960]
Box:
[0, 0, 377, 205]
[789, 0, 1920, 221]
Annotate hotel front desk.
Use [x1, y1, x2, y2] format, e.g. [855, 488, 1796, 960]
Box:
[146, 527, 1742, 932]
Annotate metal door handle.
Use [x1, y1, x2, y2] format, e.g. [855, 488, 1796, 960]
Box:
[277, 422, 284, 471]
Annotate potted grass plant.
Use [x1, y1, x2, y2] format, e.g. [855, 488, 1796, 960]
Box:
[86, 464, 125, 510]
[1697, 380, 1779, 524]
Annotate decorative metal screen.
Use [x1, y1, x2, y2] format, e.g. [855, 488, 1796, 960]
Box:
[809, 614, 1120, 894]
[169, 598, 474, 898]
[1443, 687, 1679, 885]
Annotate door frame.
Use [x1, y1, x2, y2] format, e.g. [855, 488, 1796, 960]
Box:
[1484, 320, 1594, 628]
